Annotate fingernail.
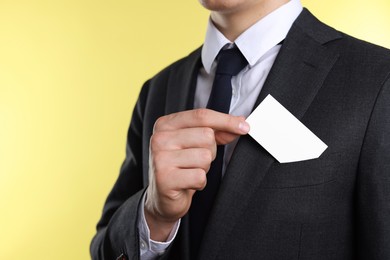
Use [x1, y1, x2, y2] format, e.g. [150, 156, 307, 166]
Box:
[238, 121, 250, 133]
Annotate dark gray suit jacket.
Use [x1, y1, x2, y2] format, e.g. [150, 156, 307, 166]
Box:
[91, 9, 390, 260]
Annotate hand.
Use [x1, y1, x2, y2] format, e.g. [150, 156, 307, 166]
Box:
[144, 109, 250, 241]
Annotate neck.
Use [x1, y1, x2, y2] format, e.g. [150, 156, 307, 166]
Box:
[210, 0, 290, 41]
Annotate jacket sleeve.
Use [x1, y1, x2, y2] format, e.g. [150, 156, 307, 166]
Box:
[357, 75, 390, 259]
[90, 81, 151, 260]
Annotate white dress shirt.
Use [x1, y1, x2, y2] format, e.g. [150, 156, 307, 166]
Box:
[139, 0, 303, 258]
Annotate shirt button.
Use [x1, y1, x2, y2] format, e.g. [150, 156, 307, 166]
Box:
[140, 240, 147, 250]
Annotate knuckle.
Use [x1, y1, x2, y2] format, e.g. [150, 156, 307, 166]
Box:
[193, 169, 207, 190]
[210, 145, 217, 160]
[201, 149, 213, 163]
[149, 135, 157, 150]
[151, 151, 166, 173]
[226, 114, 236, 130]
[194, 108, 210, 124]
[202, 127, 215, 143]
[150, 132, 166, 150]
[153, 116, 167, 132]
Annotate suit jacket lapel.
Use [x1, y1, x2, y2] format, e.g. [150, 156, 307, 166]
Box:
[165, 47, 202, 114]
[198, 9, 342, 259]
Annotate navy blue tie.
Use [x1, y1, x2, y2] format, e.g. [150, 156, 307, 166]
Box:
[189, 47, 248, 258]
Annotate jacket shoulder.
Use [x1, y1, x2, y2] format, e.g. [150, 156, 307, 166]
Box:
[297, 8, 390, 71]
[148, 47, 202, 86]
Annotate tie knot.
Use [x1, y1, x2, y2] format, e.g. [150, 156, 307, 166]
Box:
[216, 47, 248, 76]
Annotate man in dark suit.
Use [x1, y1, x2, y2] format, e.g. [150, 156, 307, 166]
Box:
[91, 0, 390, 259]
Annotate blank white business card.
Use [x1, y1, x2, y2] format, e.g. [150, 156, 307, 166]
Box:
[246, 95, 328, 163]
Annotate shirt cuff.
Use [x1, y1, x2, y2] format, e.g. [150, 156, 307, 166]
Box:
[138, 192, 181, 257]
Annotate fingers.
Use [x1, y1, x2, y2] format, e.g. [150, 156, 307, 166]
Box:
[150, 127, 217, 157]
[154, 108, 250, 135]
[161, 168, 207, 192]
[146, 109, 250, 226]
[153, 148, 214, 174]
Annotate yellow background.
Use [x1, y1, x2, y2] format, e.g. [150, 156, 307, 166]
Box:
[0, 0, 389, 259]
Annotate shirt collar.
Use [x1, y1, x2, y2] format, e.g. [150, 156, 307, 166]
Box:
[201, 0, 303, 74]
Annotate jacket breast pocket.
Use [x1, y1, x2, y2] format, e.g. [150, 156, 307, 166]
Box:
[259, 151, 339, 189]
